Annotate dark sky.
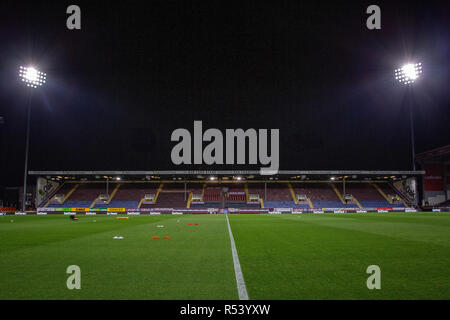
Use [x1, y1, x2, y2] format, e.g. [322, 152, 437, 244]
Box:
[0, 0, 449, 186]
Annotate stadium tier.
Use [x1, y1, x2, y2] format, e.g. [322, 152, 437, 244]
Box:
[43, 181, 406, 210]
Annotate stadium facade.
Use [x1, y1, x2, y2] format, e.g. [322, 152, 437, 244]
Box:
[416, 145, 450, 208]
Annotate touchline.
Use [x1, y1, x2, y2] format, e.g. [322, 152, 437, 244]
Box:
[171, 121, 279, 175]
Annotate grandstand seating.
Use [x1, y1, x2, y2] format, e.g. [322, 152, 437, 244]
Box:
[115, 183, 159, 200]
[190, 202, 221, 208]
[93, 200, 139, 209]
[225, 183, 246, 202]
[50, 200, 92, 208]
[436, 199, 450, 207]
[227, 202, 259, 208]
[292, 183, 346, 208]
[45, 183, 78, 206]
[247, 183, 266, 200]
[203, 185, 222, 202]
[48, 183, 115, 208]
[43, 181, 409, 210]
[99, 183, 159, 208]
[55, 183, 77, 195]
[343, 183, 391, 208]
[377, 183, 406, 207]
[246, 183, 293, 201]
[141, 191, 187, 208]
[266, 184, 292, 201]
[265, 201, 310, 208]
[189, 184, 204, 196]
[71, 183, 113, 200]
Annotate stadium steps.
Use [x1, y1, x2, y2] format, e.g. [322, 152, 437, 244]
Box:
[43, 199, 52, 208]
[154, 183, 164, 204]
[353, 197, 363, 209]
[147, 192, 187, 208]
[388, 182, 410, 207]
[61, 184, 80, 205]
[307, 198, 314, 208]
[330, 183, 346, 204]
[244, 183, 250, 202]
[260, 198, 264, 208]
[201, 183, 206, 200]
[187, 192, 193, 208]
[106, 184, 121, 204]
[43, 182, 77, 208]
[372, 183, 393, 204]
[288, 183, 299, 204]
[88, 184, 120, 209]
[400, 197, 408, 208]
[43, 182, 69, 208]
[89, 197, 97, 209]
[137, 198, 144, 209]
[89, 184, 120, 209]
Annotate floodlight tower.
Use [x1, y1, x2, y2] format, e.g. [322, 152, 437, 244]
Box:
[394, 62, 422, 171]
[19, 66, 47, 212]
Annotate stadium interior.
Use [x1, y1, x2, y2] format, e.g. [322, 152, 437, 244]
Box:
[30, 170, 427, 213]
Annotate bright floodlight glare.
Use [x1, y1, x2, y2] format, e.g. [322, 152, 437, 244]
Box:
[395, 62, 422, 85]
[19, 66, 46, 88]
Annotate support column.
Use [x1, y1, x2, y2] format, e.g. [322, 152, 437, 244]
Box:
[343, 178, 346, 198]
[264, 182, 267, 200]
[444, 163, 448, 201]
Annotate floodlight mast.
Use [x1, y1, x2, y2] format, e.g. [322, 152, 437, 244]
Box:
[394, 62, 422, 171]
[19, 66, 47, 212]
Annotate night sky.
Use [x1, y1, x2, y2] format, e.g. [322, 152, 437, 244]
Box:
[0, 0, 449, 186]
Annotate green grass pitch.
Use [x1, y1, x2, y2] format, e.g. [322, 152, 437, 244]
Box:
[0, 213, 449, 300]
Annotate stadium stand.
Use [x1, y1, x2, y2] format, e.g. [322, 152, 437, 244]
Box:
[190, 202, 222, 208]
[342, 183, 392, 208]
[376, 183, 406, 207]
[140, 184, 187, 208]
[203, 185, 222, 202]
[226, 183, 246, 202]
[48, 183, 116, 208]
[45, 183, 79, 207]
[143, 192, 187, 208]
[247, 183, 266, 201]
[291, 183, 351, 208]
[266, 183, 292, 201]
[94, 183, 160, 208]
[42, 181, 410, 210]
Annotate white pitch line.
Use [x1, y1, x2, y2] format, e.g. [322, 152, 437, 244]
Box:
[225, 214, 249, 300]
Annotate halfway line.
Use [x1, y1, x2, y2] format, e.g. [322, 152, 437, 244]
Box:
[225, 214, 249, 300]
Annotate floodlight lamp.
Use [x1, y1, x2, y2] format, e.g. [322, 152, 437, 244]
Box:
[19, 66, 46, 88]
[395, 62, 422, 85]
